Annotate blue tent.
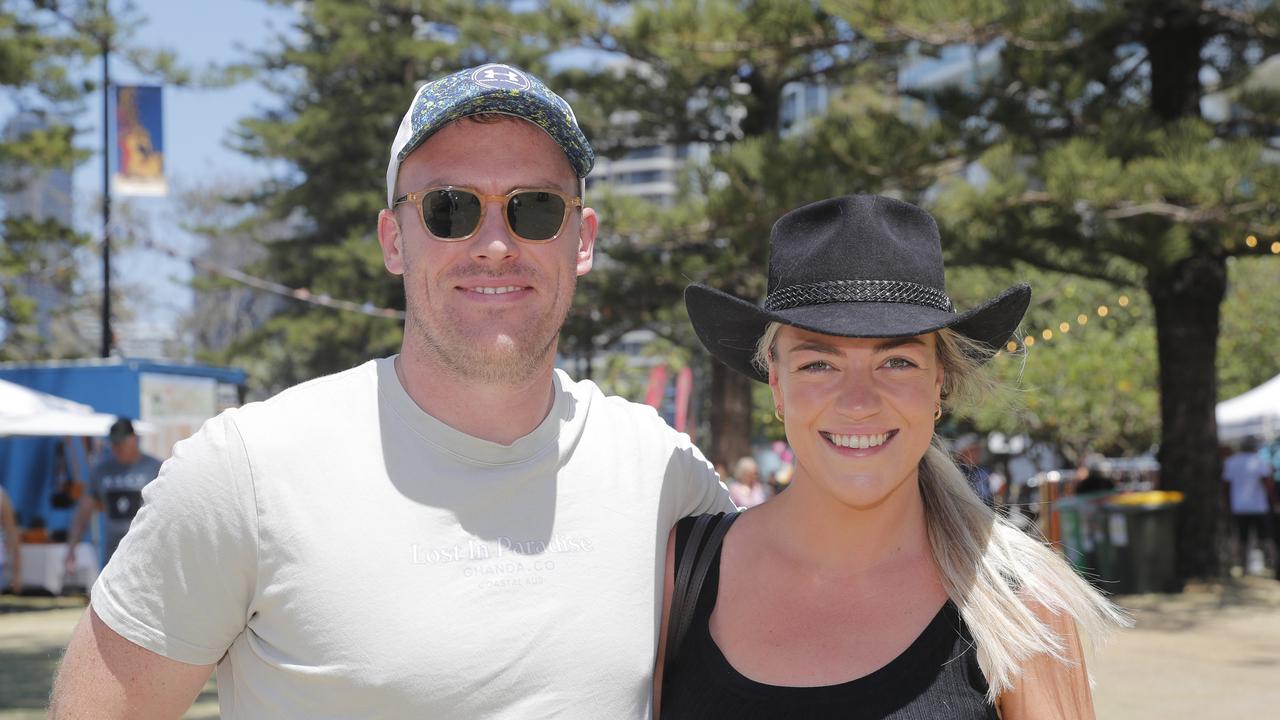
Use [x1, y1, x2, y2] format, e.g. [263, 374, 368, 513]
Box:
[0, 358, 245, 536]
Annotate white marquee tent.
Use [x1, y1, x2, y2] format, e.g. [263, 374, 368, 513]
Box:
[0, 379, 122, 438]
[1217, 372, 1280, 442]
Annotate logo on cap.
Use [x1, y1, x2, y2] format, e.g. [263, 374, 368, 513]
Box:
[470, 64, 531, 91]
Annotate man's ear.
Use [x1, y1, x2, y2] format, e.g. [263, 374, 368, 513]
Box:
[377, 209, 405, 275]
[575, 207, 598, 277]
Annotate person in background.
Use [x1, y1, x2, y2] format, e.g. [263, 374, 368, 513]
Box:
[1073, 458, 1115, 496]
[1, 484, 20, 594]
[955, 434, 995, 506]
[728, 456, 769, 508]
[1222, 436, 1278, 575]
[64, 419, 162, 574]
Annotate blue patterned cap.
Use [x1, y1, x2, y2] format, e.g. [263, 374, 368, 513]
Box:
[386, 63, 595, 206]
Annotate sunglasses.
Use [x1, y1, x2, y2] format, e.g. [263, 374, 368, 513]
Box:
[392, 185, 582, 243]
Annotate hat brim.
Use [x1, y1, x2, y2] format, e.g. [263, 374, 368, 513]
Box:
[685, 283, 1031, 383]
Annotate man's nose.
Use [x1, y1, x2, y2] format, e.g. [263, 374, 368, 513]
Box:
[467, 198, 520, 264]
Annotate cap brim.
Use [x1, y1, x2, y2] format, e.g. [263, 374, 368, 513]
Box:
[685, 283, 1031, 383]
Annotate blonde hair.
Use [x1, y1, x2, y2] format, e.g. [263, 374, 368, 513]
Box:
[754, 322, 1129, 700]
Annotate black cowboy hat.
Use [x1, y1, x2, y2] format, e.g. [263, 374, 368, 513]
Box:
[685, 194, 1031, 383]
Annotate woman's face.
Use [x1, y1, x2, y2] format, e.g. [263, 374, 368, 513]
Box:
[768, 326, 944, 510]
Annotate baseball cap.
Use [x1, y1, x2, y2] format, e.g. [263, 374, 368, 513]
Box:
[385, 63, 595, 207]
[108, 418, 136, 443]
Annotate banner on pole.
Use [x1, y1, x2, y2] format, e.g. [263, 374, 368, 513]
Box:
[113, 85, 166, 196]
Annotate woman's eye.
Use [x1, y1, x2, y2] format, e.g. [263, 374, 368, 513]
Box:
[884, 357, 918, 369]
[799, 360, 833, 372]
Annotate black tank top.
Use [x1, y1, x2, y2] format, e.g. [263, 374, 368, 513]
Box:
[661, 515, 998, 719]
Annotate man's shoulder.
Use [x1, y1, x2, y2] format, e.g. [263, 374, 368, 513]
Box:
[234, 359, 381, 425]
[558, 369, 676, 434]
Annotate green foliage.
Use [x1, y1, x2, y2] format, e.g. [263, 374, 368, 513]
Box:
[200, 0, 558, 394]
[0, 0, 98, 359]
[947, 264, 1159, 461]
[1218, 256, 1280, 401]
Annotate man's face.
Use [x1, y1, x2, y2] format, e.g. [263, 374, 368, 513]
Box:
[377, 118, 597, 383]
[110, 435, 140, 464]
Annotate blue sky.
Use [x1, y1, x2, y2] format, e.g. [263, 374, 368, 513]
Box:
[70, 0, 294, 333]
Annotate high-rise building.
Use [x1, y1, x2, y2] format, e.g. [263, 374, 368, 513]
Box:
[587, 143, 710, 207]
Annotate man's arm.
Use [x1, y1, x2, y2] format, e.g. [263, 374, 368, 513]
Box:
[64, 495, 100, 574]
[1, 491, 20, 592]
[652, 525, 678, 718]
[50, 607, 214, 719]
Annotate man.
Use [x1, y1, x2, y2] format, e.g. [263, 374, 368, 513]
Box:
[1223, 436, 1278, 575]
[64, 418, 162, 573]
[51, 63, 733, 719]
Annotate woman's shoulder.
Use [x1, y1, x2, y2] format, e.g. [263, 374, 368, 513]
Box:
[674, 511, 737, 559]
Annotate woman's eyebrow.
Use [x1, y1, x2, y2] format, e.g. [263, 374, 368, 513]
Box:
[874, 337, 927, 352]
[788, 340, 842, 356]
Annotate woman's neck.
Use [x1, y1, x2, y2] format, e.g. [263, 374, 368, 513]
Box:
[757, 468, 934, 577]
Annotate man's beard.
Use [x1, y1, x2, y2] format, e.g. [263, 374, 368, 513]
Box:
[404, 270, 575, 385]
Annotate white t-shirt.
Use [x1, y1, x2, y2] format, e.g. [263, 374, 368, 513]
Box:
[1223, 451, 1272, 514]
[92, 358, 734, 719]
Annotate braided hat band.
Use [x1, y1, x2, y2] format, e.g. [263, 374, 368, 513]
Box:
[763, 279, 955, 314]
[684, 195, 1031, 384]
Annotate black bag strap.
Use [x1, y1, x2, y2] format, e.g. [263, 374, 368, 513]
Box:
[663, 512, 739, 680]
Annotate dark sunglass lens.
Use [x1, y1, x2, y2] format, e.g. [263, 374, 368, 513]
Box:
[423, 189, 482, 238]
[508, 191, 567, 240]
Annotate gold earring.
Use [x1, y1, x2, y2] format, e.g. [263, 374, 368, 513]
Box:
[934, 404, 943, 421]
[774, 408, 785, 423]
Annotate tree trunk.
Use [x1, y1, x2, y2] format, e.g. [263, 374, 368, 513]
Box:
[709, 361, 754, 467]
[1148, 253, 1227, 583]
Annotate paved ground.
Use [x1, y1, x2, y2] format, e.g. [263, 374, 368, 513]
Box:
[0, 596, 217, 719]
[3, 579, 1279, 718]
[1090, 576, 1280, 719]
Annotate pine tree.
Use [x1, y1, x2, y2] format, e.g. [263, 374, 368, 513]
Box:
[0, 0, 95, 359]
[840, 0, 1280, 580]
[217, 0, 554, 394]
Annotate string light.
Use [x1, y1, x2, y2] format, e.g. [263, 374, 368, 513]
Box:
[1246, 235, 1258, 248]
[139, 238, 406, 320]
[1001, 292, 1139, 358]
[1272, 242, 1280, 254]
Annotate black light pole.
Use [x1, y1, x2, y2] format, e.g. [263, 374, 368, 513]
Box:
[100, 0, 112, 358]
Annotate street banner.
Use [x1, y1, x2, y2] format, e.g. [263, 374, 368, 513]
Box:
[643, 364, 667, 410]
[674, 366, 692, 434]
[113, 85, 166, 196]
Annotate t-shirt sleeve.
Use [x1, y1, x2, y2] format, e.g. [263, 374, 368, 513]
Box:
[90, 411, 258, 665]
[669, 432, 738, 517]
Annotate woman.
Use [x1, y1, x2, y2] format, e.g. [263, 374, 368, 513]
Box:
[656, 195, 1127, 719]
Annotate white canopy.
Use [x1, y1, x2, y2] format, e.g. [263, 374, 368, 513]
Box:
[0, 378, 122, 438]
[1217, 373, 1280, 442]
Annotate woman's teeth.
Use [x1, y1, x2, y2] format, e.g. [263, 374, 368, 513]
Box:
[825, 432, 890, 449]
